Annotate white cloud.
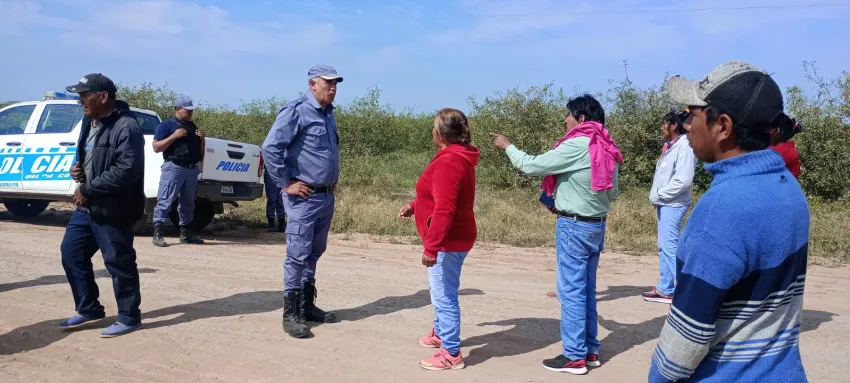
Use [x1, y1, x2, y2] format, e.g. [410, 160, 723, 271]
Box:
[372, 0, 850, 66]
[0, 0, 337, 58]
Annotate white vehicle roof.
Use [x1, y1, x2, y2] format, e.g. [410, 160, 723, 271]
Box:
[31, 99, 160, 118]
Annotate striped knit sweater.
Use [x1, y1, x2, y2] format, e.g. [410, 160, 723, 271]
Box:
[648, 149, 810, 383]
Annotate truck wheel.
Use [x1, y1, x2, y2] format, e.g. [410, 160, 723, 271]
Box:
[3, 199, 50, 217]
[168, 201, 215, 232]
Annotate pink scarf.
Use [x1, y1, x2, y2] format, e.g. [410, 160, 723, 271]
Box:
[541, 121, 624, 196]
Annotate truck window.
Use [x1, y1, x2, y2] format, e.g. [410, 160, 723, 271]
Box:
[35, 104, 84, 134]
[134, 112, 161, 135]
[0, 105, 36, 135]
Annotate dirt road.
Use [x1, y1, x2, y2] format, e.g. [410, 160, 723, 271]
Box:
[1, 213, 847, 383]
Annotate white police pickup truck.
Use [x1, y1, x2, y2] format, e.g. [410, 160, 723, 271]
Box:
[0, 92, 264, 232]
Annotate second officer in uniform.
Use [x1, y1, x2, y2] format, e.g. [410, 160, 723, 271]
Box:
[151, 95, 206, 247]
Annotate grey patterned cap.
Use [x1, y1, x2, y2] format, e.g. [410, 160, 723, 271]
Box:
[667, 61, 768, 107]
[667, 61, 785, 130]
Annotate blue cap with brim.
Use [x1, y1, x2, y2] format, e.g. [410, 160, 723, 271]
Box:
[308, 65, 343, 83]
[174, 95, 196, 110]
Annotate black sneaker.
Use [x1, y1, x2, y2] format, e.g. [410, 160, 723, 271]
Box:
[542, 354, 588, 375]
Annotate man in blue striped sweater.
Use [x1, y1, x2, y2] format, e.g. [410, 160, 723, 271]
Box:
[649, 61, 810, 382]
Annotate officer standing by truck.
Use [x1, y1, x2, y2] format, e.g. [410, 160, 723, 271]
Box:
[151, 95, 206, 247]
[262, 65, 342, 338]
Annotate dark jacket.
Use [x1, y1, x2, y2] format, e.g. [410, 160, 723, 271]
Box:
[76, 100, 146, 222]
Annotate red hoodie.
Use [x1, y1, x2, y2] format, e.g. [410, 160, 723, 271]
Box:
[410, 144, 479, 258]
[770, 141, 801, 178]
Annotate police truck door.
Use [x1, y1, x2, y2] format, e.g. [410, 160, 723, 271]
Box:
[20, 103, 82, 192]
[0, 103, 38, 191]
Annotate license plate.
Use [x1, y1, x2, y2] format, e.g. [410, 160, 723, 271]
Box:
[221, 185, 234, 194]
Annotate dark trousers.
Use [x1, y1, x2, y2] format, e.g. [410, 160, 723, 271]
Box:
[263, 169, 286, 220]
[60, 209, 142, 325]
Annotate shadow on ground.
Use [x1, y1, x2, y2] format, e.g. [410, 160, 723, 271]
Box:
[0, 290, 281, 355]
[0, 268, 158, 293]
[0, 286, 839, 363]
[463, 285, 838, 367]
[332, 288, 486, 323]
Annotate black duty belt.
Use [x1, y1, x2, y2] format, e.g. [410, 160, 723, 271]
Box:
[557, 211, 607, 223]
[169, 160, 197, 169]
[292, 179, 335, 194]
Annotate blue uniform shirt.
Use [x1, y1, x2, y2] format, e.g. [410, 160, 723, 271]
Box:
[261, 91, 340, 188]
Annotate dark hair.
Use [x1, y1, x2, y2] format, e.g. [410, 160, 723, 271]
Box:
[435, 108, 471, 145]
[778, 117, 804, 142]
[663, 110, 689, 135]
[566, 94, 605, 125]
[704, 105, 794, 151]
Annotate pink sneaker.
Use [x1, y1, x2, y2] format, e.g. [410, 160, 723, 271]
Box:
[418, 327, 442, 348]
[420, 348, 465, 371]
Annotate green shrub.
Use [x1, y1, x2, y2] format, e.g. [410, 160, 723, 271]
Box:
[3, 63, 848, 200]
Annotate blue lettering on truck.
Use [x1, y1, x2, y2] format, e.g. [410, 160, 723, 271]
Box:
[216, 161, 250, 173]
[0, 147, 76, 183]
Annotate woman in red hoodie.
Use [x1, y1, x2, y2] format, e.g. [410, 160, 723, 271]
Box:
[769, 117, 803, 178]
[398, 108, 479, 371]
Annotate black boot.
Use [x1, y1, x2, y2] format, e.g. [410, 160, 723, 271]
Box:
[179, 225, 205, 244]
[267, 217, 277, 232]
[277, 218, 285, 233]
[282, 290, 309, 338]
[303, 281, 338, 323]
[152, 224, 168, 247]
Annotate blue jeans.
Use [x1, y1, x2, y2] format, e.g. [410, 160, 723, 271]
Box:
[655, 205, 688, 296]
[60, 209, 142, 325]
[555, 218, 606, 361]
[153, 161, 200, 225]
[263, 169, 285, 220]
[428, 251, 468, 355]
[282, 192, 335, 292]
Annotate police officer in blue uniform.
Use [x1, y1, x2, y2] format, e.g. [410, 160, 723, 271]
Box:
[262, 65, 342, 338]
[151, 95, 206, 247]
[264, 166, 286, 232]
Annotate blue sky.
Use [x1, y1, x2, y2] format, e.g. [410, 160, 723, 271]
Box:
[2, 0, 849, 113]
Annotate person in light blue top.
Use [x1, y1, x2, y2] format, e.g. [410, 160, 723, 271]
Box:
[261, 64, 342, 339]
[643, 110, 696, 305]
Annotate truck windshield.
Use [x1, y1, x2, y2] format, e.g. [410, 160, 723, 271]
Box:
[134, 112, 161, 135]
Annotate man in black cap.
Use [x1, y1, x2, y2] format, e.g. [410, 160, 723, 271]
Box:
[150, 95, 206, 247]
[648, 61, 809, 382]
[61, 73, 146, 338]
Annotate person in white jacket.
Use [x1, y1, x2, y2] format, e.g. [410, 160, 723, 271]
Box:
[643, 110, 697, 304]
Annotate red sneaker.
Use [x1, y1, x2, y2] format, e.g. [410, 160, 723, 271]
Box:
[420, 348, 465, 371]
[586, 353, 601, 367]
[418, 327, 442, 348]
[642, 288, 673, 304]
